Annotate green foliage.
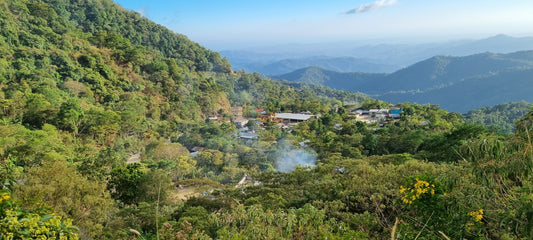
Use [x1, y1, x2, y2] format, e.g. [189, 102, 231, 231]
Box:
[13, 160, 114, 239]
[0, 191, 79, 239]
[211, 204, 363, 239]
[109, 163, 147, 205]
[2, 0, 533, 238]
[465, 101, 533, 134]
[56, 98, 84, 133]
[417, 123, 486, 162]
[0, 123, 74, 168]
[0, 156, 23, 191]
[46, 0, 232, 73]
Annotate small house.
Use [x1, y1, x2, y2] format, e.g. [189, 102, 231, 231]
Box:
[390, 108, 402, 114]
[389, 108, 402, 119]
[240, 132, 258, 140]
[255, 108, 267, 114]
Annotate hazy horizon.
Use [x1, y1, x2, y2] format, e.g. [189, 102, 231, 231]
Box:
[114, 0, 533, 51]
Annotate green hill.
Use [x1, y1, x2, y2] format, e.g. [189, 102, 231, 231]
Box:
[0, 1, 368, 237]
[276, 51, 533, 112]
[273, 66, 385, 87]
[2, 1, 533, 239]
[45, 0, 232, 73]
[465, 101, 533, 134]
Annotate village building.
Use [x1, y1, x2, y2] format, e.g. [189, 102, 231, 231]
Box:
[351, 107, 403, 124]
[353, 109, 369, 115]
[389, 108, 402, 119]
[234, 126, 258, 140]
[274, 113, 317, 124]
[255, 108, 267, 114]
[239, 132, 258, 140]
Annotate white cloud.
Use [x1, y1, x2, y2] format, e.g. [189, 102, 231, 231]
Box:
[346, 0, 398, 14]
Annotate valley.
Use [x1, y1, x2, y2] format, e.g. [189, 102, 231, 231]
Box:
[274, 51, 533, 113]
[1, 0, 533, 239]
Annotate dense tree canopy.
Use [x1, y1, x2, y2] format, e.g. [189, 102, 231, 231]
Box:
[0, 0, 532, 239]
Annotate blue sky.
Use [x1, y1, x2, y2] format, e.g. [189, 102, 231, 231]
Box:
[114, 0, 533, 50]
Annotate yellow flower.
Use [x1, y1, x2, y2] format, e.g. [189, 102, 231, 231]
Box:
[469, 209, 483, 222]
[0, 192, 10, 202]
[400, 178, 438, 204]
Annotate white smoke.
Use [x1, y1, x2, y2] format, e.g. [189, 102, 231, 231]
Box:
[346, 0, 398, 14]
[274, 139, 317, 172]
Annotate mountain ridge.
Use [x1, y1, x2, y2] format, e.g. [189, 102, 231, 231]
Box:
[275, 50, 533, 112]
[222, 34, 533, 75]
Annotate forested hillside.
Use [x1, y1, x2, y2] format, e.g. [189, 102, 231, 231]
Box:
[276, 51, 533, 113]
[275, 66, 385, 89]
[465, 101, 533, 134]
[45, 0, 232, 73]
[1, 0, 533, 239]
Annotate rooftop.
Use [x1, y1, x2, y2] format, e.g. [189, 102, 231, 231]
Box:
[240, 132, 258, 139]
[274, 113, 315, 121]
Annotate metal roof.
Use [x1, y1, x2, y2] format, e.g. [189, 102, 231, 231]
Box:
[240, 132, 258, 139]
[274, 113, 315, 121]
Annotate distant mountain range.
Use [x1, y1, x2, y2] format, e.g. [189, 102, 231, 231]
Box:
[274, 50, 533, 113]
[220, 54, 398, 75]
[221, 35, 533, 75]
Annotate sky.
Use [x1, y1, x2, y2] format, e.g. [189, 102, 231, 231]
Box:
[114, 0, 533, 50]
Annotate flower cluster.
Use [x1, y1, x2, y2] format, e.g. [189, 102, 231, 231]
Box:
[0, 209, 79, 239]
[0, 191, 10, 203]
[400, 178, 435, 204]
[468, 209, 483, 222]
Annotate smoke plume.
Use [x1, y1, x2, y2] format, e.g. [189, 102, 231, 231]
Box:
[274, 139, 317, 172]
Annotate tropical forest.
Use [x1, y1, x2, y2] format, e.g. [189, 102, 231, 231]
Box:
[1, 0, 533, 239]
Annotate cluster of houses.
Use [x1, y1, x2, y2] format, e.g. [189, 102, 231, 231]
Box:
[350, 108, 402, 124]
[235, 110, 319, 140]
[213, 106, 403, 140]
[187, 106, 403, 158]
